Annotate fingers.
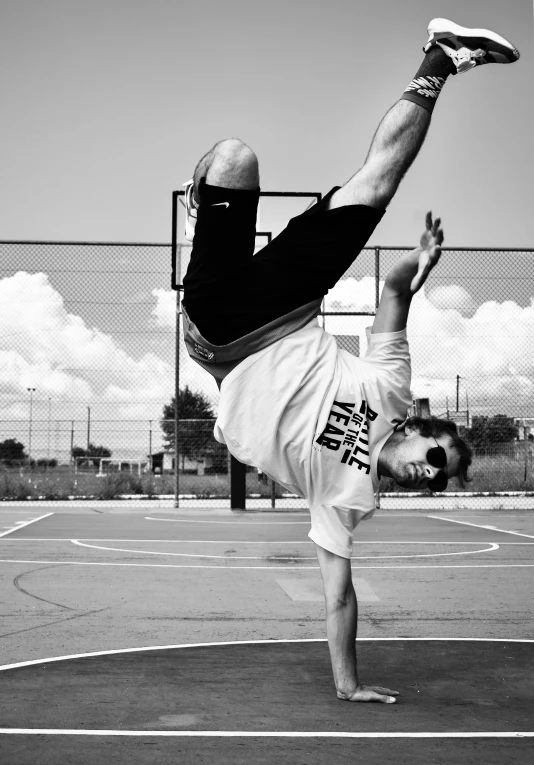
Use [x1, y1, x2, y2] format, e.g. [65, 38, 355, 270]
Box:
[426, 210, 444, 245]
[348, 686, 400, 704]
[352, 691, 397, 704]
[369, 686, 400, 696]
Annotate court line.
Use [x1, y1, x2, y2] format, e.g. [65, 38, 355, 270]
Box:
[0, 557, 532, 570]
[71, 539, 500, 560]
[2, 539, 533, 544]
[146, 516, 310, 524]
[1, 636, 532, 673]
[0, 514, 54, 539]
[0, 729, 531, 738]
[428, 515, 534, 540]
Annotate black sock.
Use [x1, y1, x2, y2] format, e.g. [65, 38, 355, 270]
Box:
[401, 47, 456, 114]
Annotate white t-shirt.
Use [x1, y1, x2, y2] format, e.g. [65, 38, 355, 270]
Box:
[214, 319, 412, 558]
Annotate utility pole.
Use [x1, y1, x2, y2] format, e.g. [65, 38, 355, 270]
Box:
[87, 406, 91, 451]
[27, 388, 36, 467]
[47, 397, 52, 468]
[70, 421, 75, 472]
[456, 375, 460, 412]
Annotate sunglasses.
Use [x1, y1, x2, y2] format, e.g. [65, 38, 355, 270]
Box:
[426, 438, 448, 492]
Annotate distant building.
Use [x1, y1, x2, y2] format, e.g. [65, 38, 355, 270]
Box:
[148, 451, 214, 474]
[436, 409, 471, 429]
[514, 418, 534, 439]
[410, 398, 431, 418]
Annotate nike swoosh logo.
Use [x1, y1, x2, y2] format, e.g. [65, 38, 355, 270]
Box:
[211, 202, 230, 208]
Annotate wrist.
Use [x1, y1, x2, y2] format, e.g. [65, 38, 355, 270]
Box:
[336, 686, 359, 700]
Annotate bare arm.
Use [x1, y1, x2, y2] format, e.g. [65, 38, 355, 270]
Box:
[315, 543, 398, 704]
[372, 211, 444, 335]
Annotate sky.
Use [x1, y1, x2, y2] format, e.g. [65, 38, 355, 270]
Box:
[0, 0, 533, 460]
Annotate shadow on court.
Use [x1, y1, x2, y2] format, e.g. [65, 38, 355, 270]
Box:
[1, 640, 532, 763]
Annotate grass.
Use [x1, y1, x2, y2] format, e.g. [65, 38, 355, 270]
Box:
[1, 453, 534, 500]
[0, 466, 282, 500]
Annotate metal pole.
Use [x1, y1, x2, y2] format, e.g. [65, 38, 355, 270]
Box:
[70, 420, 75, 475]
[27, 388, 36, 467]
[523, 428, 530, 483]
[46, 397, 51, 469]
[456, 375, 460, 412]
[149, 419, 153, 494]
[87, 406, 91, 450]
[374, 247, 380, 509]
[374, 247, 380, 311]
[174, 288, 181, 508]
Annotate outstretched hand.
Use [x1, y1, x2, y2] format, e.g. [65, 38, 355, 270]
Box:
[410, 211, 444, 294]
[339, 684, 399, 704]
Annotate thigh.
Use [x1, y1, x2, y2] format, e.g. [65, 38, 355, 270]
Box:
[250, 187, 385, 319]
[182, 179, 260, 339]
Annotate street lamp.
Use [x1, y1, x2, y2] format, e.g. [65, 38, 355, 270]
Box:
[27, 388, 36, 467]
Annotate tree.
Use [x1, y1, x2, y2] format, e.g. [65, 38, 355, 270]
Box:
[72, 443, 112, 467]
[466, 414, 518, 451]
[0, 438, 27, 466]
[161, 386, 215, 467]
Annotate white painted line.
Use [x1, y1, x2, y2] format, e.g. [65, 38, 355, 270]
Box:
[4, 539, 533, 544]
[0, 513, 54, 539]
[0, 729, 532, 738]
[0, 557, 533, 571]
[71, 539, 500, 560]
[145, 516, 310, 524]
[0, 637, 532, 673]
[428, 515, 534, 540]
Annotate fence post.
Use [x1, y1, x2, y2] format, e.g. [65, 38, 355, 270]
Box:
[375, 246, 381, 510]
[175, 289, 181, 508]
[524, 426, 530, 483]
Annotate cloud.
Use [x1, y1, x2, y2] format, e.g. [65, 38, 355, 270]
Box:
[154, 275, 534, 415]
[4, 269, 531, 457]
[325, 278, 534, 416]
[0, 272, 177, 420]
[426, 285, 477, 317]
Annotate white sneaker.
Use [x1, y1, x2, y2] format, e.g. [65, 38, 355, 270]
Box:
[424, 18, 520, 74]
[182, 178, 198, 242]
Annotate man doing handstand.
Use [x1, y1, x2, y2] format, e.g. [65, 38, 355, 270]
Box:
[180, 19, 519, 704]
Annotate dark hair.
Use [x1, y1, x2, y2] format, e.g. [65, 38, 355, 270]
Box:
[405, 416, 473, 488]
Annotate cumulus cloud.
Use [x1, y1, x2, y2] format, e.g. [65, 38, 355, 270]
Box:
[0, 272, 176, 421]
[153, 275, 534, 416]
[4, 270, 531, 459]
[323, 277, 534, 416]
[426, 284, 477, 317]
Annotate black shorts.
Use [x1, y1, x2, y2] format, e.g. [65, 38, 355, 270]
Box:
[182, 179, 385, 345]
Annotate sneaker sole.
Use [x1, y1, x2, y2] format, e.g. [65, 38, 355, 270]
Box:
[425, 17, 519, 63]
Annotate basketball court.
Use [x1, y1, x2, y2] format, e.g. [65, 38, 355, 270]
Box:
[0, 504, 533, 762]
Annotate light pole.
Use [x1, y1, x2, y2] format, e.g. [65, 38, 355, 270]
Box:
[27, 388, 36, 467]
[47, 397, 52, 469]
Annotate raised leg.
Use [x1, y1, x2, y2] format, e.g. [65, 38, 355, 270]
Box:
[328, 99, 430, 210]
[192, 138, 259, 203]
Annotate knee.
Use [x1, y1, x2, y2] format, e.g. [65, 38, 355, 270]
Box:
[205, 138, 259, 189]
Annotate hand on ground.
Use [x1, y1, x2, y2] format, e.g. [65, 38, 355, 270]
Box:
[410, 211, 444, 294]
[339, 684, 399, 704]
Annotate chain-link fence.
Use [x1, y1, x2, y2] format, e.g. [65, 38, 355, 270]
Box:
[1, 240, 533, 506]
